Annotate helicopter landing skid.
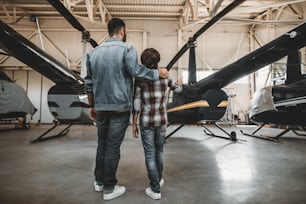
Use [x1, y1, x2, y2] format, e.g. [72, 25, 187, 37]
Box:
[239, 123, 306, 142]
[201, 122, 240, 142]
[30, 121, 72, 144]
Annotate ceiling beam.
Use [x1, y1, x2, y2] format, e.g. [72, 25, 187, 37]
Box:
[184, 0, 306, 28]
[111, 11, 181, 16]
[105, 5, 184, 10]
[209, 0, 225, 16]
[95, 0, 112, 24]
[223, 17, 305, 25]
[3, 4, 184, 10]
[1, 5, 12, 19]
[230, 0, 306, 15]
[85, 0, 94, 21]
[0, 10, 179, 17]
[287, 4, 303, 18]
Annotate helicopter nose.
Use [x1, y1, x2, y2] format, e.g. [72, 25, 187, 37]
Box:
[51, 111, 58, 117]
[248, 86, 276, 119]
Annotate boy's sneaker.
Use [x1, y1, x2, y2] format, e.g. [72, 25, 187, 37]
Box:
[159, 178, 164, 187]
[103, 185, 126, 201]
[145, 187, 161, 200]
[93, 181, 103, 192]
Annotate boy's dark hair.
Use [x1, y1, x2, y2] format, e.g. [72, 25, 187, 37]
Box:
[108, 18, 125, 36]
[141, 48, 160, 69]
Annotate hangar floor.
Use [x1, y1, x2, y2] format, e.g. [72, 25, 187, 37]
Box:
[1, 124, 306, 204]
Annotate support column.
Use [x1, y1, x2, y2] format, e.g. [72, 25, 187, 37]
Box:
[266, 9, 275, 87]
[302, 2, 306, 66]
[177, 29, 183, 80]
[142, 31, 147, 51]
[249, 26, 256, 96]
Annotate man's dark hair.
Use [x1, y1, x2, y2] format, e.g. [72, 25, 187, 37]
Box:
[141, 48, 160, 69]
[108, 18, 125, 36]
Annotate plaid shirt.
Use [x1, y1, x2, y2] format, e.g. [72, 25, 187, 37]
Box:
[133, 78, 181, 127]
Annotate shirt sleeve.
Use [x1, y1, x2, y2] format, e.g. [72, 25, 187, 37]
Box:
[133, 81, 142, 113]
[124, 45, 159, 81]
[84, 53, 93, 94]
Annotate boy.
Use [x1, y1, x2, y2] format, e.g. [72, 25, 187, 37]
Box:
[132, 48, 182, 200]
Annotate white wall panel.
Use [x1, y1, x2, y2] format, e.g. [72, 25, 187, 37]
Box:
[43, 31, 81, 66]
[13, 71, 27, 90]
[127, 32, 143, 60]
[148, 35, 178, 68]
[27, 71, 42, 123]
[224, 80, 250, 123]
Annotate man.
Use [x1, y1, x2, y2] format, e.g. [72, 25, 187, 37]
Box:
[84, 18, 169, 201]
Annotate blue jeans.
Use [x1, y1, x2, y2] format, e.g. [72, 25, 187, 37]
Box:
[140, 125, 166, 193]
[94, 111, 130, 192]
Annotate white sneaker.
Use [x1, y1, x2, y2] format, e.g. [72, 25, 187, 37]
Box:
[159, 178, 164, 187]
[103, 185, 126, 201]
[145, 187, 161, 200]
[93, 181, 103, 192]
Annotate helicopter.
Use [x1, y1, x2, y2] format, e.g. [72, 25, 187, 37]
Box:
[0, 18, 94, 143]
[164, 12, 306, 142]
[0, 69, 36, 130]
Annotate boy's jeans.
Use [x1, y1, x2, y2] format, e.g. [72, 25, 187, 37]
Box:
[140, 125, 166, 193]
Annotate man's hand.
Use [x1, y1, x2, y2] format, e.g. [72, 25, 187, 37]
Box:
[132, 123, 139, 138]
[158, 68, 169, 79]
[89, 107, 96, 121]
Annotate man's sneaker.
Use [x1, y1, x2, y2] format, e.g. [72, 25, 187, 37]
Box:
[94, 181, 103, 192]
[159, 178, 164, 187]
[103, 185, 126, 201]
[145, 187, 161, 200]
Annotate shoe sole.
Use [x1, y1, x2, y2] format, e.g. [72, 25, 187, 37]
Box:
[103, 188, 126, 200]
[145, 188, 161, 200]
[94, 188, 103, 192]
[94, 182, 103, 192]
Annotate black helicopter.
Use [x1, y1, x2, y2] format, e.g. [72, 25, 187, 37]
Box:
[164, 2, 306, 142]
[241, 50, 306, 141]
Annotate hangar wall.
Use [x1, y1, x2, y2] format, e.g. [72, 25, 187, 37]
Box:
[1, 14, 305, 123]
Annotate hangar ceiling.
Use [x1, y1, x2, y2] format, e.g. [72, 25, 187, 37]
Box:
[0, 0, 305, 26]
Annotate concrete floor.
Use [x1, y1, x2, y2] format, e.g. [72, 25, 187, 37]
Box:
[1, 124, 306, 204]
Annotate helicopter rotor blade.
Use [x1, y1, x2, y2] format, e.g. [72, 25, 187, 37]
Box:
[47, 0, 98, 47]
[166, 0, 246, 70]
[47, 0, 85, 32]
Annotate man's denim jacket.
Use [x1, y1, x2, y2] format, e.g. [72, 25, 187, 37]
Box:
[85, 38, 159, 111]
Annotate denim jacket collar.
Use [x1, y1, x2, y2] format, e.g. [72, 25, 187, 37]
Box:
[106, 37, 122, 43]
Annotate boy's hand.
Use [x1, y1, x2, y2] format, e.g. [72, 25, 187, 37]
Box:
[132, 123, 139, 138]
[176, 78, 183, 85]
[88, 107, 96, 121]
